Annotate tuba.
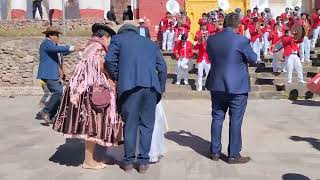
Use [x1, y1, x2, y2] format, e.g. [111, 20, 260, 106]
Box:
[166, 0, 180, 15]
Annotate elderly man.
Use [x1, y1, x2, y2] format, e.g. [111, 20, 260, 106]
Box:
[206, 13, 257, 164]
[138, 19, 151, 39]
[37, 26, 81, 124]
[105, 22, 167, 173]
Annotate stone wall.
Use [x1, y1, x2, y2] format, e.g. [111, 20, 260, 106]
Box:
[0, 19, 118, 37]
[0, 37, 87, 87]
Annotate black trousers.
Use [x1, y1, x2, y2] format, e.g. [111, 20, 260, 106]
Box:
[33, 2, 43, 19]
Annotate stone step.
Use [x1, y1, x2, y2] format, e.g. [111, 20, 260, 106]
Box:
[166, 83, 278, 92]
[164, 90, 286, 100]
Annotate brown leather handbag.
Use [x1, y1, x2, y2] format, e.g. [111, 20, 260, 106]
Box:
[89, 84, 111, 112]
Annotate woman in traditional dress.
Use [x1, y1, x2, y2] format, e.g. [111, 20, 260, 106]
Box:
[53, 23, 123, 170]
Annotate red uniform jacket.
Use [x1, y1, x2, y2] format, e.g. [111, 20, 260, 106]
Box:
[173, 40, 193, 60]
[241, 15, 252, 30]
[280, 13, 289, 21]
[280, 35, 301, 58]
[207, 23, 221, 35]
[194, 42, 210, 64]
[312, 13, 320, 29]
[235, 24, 244, 35]
[262, 25, 272, 35]
[161, 17, 176, 32]
[194, 30, 209, 42]
[249, 23, 262, 42]
[268, 30, 283, 45]
[176, 17, 191, 38]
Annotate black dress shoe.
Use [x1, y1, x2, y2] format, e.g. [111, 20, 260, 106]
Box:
[120, 164, 134, 172]
[138, 164, 149, 173]
[210, 154, 220, 161]
[228, 156, 251, 164]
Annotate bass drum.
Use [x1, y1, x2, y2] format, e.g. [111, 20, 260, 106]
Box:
[290, 23, 306, 42]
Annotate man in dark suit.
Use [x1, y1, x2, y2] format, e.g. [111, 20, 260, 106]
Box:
[206, 13, 257, 164]
[105, 23, 167, 173]
[138, 19, 151, 39]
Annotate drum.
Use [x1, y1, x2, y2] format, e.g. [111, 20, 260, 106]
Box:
[290, 23, 305, 41]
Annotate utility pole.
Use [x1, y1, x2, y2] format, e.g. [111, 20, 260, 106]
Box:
[62, 0, 66, 35]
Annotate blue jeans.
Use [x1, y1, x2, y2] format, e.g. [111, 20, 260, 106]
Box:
[210, 91, 248, 158]
[120, 87, 158, 165]
[42, 79, 63, 118]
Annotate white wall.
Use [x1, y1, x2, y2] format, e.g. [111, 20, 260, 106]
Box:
[11, 0, 27, 11]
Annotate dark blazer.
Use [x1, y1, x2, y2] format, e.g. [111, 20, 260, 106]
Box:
[205, 28, 257, 94]
[37, 39, 71, 80]
[105, 25, 167, 98]
[139, 26, 151, 39]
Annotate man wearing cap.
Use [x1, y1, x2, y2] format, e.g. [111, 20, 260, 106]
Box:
[37, 26, 81, 124]
[138, 19, 151, 39]
[105, 22, 167, 173]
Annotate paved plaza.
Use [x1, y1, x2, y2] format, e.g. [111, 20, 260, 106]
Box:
[0, 96, 319, 180]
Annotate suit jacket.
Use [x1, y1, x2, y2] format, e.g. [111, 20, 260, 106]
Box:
[139, 26, 151, 39]
[105, 25, 167, 98]
[205, 28, 257, 94]
[37, 38, 71, 80]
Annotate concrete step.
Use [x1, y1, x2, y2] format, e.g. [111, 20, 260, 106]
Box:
[164, 89, 286, 100]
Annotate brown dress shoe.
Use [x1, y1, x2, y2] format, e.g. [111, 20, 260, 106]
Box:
[228, 156, 251, 164]
[210, 154, 220, 161]
[120, 164, 134, 172]
[138, 164, 149, 173]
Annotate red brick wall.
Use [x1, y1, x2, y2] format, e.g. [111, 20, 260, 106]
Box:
[111, 0, 131, 22]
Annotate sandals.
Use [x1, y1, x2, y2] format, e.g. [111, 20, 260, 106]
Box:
[82, 162, 107, 170]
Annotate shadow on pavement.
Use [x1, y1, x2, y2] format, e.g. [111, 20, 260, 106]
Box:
[49, 138, 122, 167]
[289, 136, 320, 152]
[282, 173, 311, 180]
[49, 138, 85, 166]
[165, 130, 211, 159]
[291, 100, 320, 107]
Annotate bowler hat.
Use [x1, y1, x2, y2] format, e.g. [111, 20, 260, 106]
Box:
[42, 26, 62, 34]
[91, 23, 116, 36]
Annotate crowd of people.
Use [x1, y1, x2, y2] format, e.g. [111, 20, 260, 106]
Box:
[33, 3, 320, 174]
[161, 6, 320, 87]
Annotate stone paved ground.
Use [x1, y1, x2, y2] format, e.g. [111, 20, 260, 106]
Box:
[0, 96, 319, 180]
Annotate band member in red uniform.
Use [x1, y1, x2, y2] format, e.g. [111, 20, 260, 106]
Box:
[173, 34, 193, 85]
[251, 6, 260, 18]
[311, 8, 320, 48]
[235, 8, 244, 35]
[249, 17, 262, 62]
[275, 30, 306, 84]
[194, 24, 210, 91]
[299, 13, 312, 62]
[280, 8, 291, 22]
[242, 9, 253, 39]
[269, 23, 286, 72]
[261, 20, 272, 56]
[176, 10, 191, 40]
[199, 13, 208, 26]
[161, 12, 177, 51]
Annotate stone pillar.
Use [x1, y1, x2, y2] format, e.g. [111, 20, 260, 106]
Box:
[79, 0, 109, 19]
[11, 0, 27, 19]
[49, 0, 63, 19]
